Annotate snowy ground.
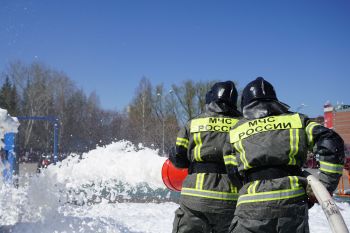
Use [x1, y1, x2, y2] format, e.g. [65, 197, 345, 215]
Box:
[1, 141, 349, 233]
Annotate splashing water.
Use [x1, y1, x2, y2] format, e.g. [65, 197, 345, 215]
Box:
[0, 141, 179, 232]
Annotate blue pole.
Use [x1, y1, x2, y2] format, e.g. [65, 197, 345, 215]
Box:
[3, 133, 16, 183]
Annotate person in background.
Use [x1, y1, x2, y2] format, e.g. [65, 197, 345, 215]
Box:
[169, 81, 242, 233]
[224, 77, 345, 233]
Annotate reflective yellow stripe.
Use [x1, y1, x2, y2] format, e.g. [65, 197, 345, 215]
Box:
[294, 129, 300, 162]
[252, 180, 259, 193]
[199, 173, 205, 189]
[294, 176, 300, 189]
[289, 176, 294, 189]
[247, 182, 255, 194]
[224, 155, 237, 166]
[176, 137, 188, 144]
[248, 180, 259, 194]
[289, 176, 299, 189]
[306, 122, 320, 147]
[176, 142, 187, 148]
[190, 117, 239, 133]
[177, 137, 188, 143]
[195, 173, 205, 190]
[230, 184, 238, 193]
[237, 187, 305, 206]
[230, 114, 302, 143]
[176, 142, 188, 148]
[234, 141, 251, 170]
[181, 188, 239, 201]
[288, 129, 295, 165]
[176, 137, 189, 149]
[320, 161, 344, 174]
[288, 129, 299, 165]
[193, 133, 203, 162]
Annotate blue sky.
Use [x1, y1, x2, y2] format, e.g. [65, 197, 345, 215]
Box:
[1, 0, 349, 117]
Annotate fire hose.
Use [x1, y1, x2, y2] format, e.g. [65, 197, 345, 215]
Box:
[303, 170, 349, 233]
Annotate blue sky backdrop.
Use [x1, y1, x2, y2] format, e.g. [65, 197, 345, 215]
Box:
[1, 0, 349, 117]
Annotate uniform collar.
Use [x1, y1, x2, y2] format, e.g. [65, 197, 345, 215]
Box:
[206, 102, 242, 117]
[242, 100, 290, 119]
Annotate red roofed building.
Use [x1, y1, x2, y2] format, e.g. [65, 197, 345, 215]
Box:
[323, 102, 350, 156]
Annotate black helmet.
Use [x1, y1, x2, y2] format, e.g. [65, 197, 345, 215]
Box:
[241, 77, 277, 108]
[207, 81, 238, 107]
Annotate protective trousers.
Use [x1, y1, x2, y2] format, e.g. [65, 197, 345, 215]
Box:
[172, 204, 235, 233]
[229, 206, 309, 233]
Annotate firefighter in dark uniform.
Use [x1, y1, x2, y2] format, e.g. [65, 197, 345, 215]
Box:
[169, 81, 242, 233]
[224, 77, 345, 233]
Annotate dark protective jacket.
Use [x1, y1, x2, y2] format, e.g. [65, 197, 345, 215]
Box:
[170, 102, 242, 213]
[223, 101, 345, 219]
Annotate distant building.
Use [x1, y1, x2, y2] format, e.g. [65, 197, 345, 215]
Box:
[323, 102, 350, 156]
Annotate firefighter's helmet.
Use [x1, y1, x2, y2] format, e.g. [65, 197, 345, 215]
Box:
[241, 77, 278, 108]
[207, 81, 238, 107]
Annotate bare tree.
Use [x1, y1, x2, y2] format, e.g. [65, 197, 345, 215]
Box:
[126, 77, 156, 147]
[17, 63, 54, 148]
[171, 80, 197, 125]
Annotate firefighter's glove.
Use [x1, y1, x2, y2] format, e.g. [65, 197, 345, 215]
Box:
[306, 184, 318, 209]
[169, 147, 189, 168]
